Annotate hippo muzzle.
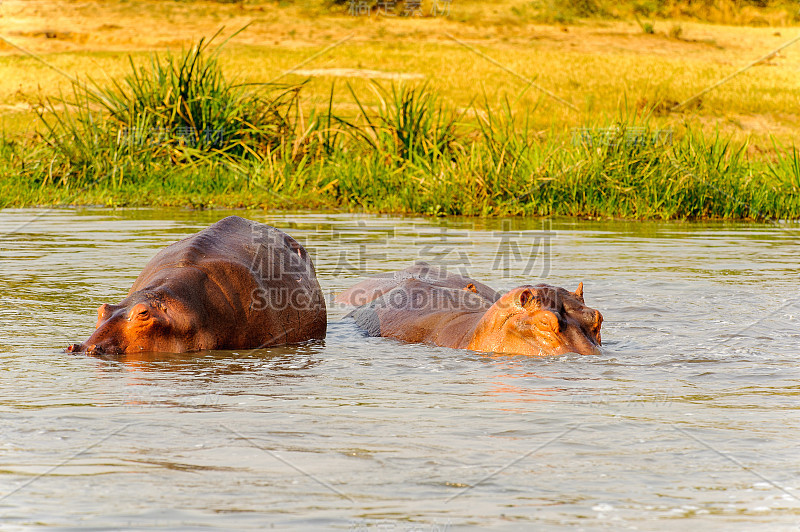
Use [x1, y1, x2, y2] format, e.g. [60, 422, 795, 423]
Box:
[66, 307, 134, 356]
[67, 342, 124, 357]
[67, 300, 171, 356]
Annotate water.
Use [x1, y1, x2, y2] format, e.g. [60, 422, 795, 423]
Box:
[1, 208, 798, 530]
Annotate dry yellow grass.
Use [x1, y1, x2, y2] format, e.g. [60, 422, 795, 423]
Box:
[1, 0, 799, 150]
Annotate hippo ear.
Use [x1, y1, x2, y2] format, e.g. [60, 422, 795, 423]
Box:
[516, 288, 536, 309]
[574, 282, 584, 302]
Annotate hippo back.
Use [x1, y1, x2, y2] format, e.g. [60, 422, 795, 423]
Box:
[131, 216, 326, 346]
[336, 262, 500, 307]
[351, 277, 495, 348]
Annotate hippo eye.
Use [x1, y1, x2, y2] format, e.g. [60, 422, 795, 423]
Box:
[130, 306, 150, 321]
[536, 310, 560, 333]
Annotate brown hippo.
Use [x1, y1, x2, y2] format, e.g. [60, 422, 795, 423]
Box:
[67, 216, 326, 356]
[336, 263, 602, 357]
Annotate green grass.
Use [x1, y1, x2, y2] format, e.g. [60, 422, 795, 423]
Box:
[1, 38, 798, 220]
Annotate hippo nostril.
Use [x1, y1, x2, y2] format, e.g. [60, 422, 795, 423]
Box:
[97, 304, 113, 321]
[85, 344, 104, 356]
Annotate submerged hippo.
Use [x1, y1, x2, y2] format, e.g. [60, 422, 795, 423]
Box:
[336, 263, 602, 357]
[68, 216, 326, 356]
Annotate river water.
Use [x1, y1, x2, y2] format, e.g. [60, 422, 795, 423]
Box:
[0, 208, 798, 530]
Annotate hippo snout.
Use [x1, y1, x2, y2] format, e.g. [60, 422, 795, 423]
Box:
[560, 342, 603, 357]
[66, 342, 122, 356]
[66, 342, 95, 355]
[85, 344, 103, 356]
[574, 345, 603, 357]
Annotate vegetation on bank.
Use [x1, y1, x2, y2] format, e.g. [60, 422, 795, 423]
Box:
[1, 35, 799, 220]
[323, 0, 800, 27]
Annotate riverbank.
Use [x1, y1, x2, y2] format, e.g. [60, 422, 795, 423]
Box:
[1, 0, 799, 218]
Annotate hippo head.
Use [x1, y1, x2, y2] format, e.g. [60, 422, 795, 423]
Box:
[469, 283, 603, 357]
[67, 291, 210, 356]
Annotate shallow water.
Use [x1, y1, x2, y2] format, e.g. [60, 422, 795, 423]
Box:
[1, 208, 798, 530]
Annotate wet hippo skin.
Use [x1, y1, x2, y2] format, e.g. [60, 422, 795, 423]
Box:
[68, 216, 326, 355]
[337, 263, 602, 357]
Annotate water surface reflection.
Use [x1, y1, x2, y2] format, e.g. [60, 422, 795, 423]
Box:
[1, 208, 798, 530]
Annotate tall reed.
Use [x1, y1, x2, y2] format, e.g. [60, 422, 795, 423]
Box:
[5, 36, 799, 220]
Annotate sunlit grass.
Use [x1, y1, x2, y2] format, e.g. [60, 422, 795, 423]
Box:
[1, 0, 799, 218]
[2, 38, 798, 220]
[4, 35, 799, 146]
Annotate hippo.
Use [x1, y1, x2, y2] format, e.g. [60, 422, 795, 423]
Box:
[336, 263, 602, 357]
[68, 216, 326, 356]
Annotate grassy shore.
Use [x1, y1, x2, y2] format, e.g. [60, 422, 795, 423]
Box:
[1, 0, 799, 219]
